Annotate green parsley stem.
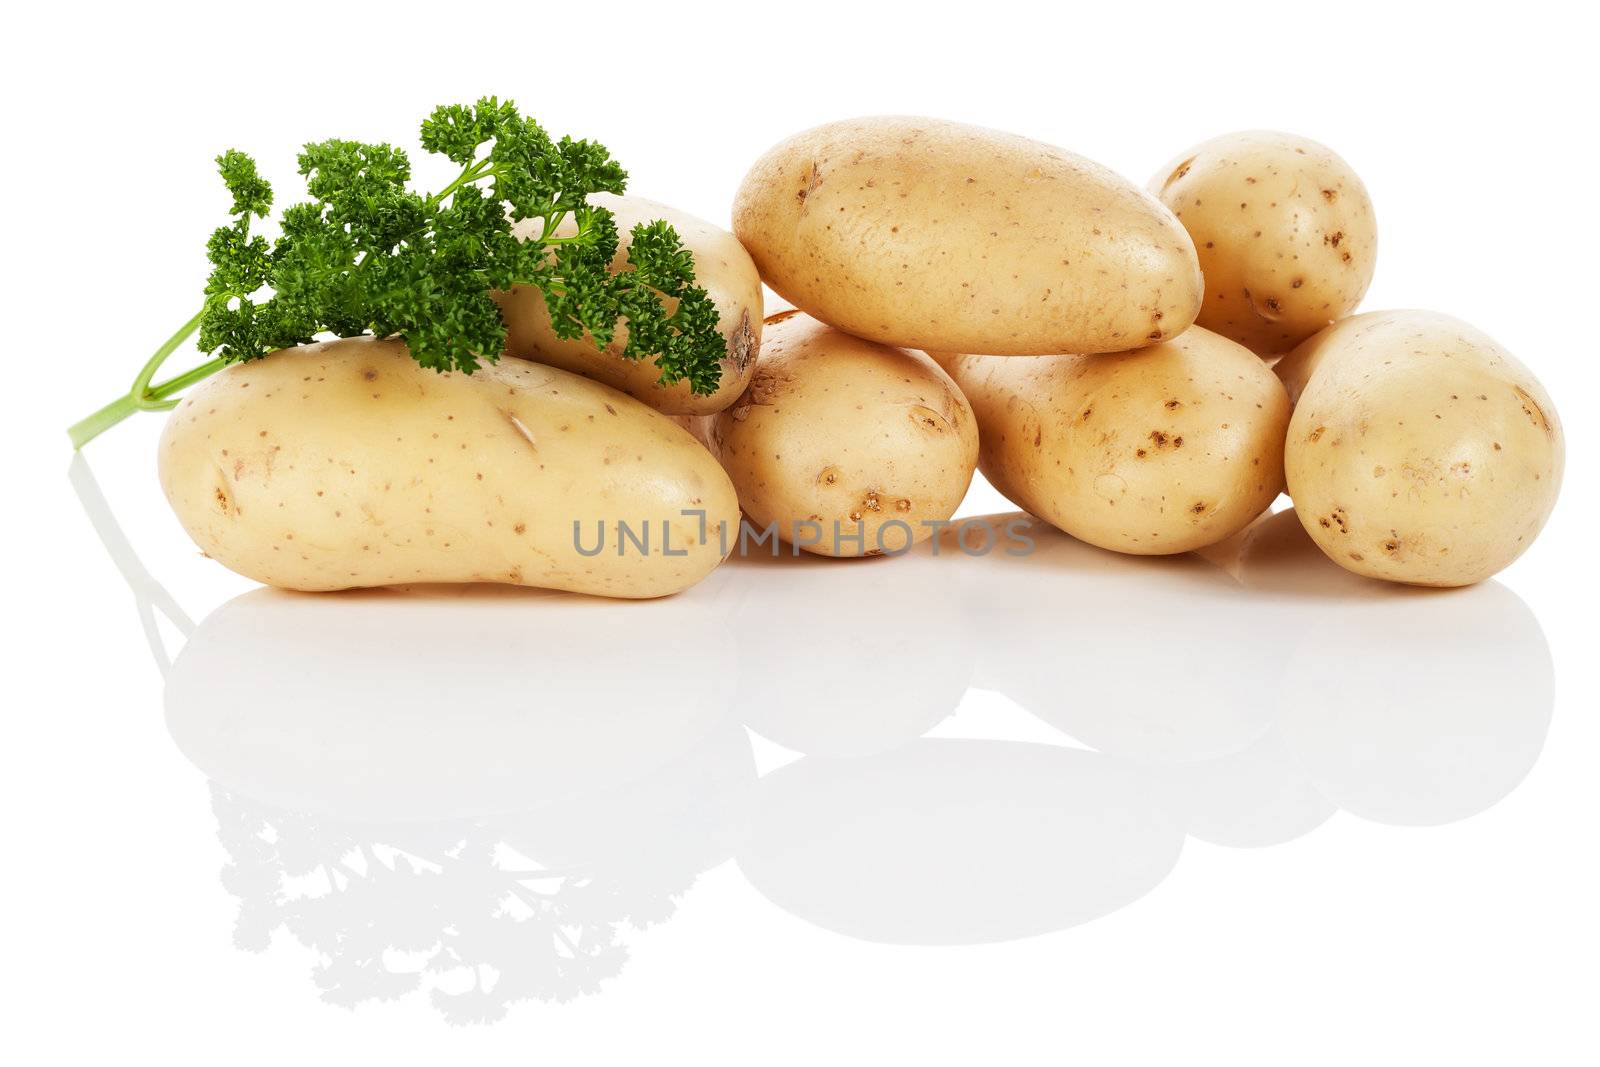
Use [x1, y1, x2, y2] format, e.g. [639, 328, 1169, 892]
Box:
[67, 309, 217, 449]
[429, 158, 496, 208]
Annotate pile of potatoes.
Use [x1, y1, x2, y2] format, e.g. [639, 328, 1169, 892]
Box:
[160, 117, 1563, 597]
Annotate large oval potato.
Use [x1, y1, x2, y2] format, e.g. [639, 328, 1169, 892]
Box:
[159, 336, 739, 597]
[704, 311, 978, 556]
[734, 117, 1201, 355]
[1278, 310, 1562, 586]
[1152, 130, 1377, 355]
[496, 193, 762, 415]
[940, 327, 1290, 554]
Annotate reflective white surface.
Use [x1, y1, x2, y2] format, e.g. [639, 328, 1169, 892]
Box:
[8, 6, 1598, 1061]
[44, 451, 1572, 1034]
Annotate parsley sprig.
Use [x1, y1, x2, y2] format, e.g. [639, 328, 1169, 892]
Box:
[68, 98, 724, 449]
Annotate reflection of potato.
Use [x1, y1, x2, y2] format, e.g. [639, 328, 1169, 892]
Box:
[966, 516, 1291, 763]
[166, 585, 737, 822]
[1279, 584, 1553, 827]
[1156, 722, 1334, 848]
[719, 546, 976, 756]
[738, 740, 1183, 944]
[501, 723, 756, 877]
[1232, 510, 1554, 826]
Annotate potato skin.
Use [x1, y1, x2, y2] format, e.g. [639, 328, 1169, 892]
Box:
[1278, 310, 1562, 586]
[941, 327, 1290, 554]
[733, 116, 1201, 356]
[496, 193, 762, 415]
[159, 337, 739, 597]
[704, 312, 978, 556]
[1152, 130, 1377, 356]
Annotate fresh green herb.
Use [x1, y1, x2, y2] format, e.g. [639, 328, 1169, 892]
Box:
[68, 98, 724, 449]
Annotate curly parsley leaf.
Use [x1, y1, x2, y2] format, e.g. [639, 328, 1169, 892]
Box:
[194, 98, 723, 385]
[70, 97, 730, 450]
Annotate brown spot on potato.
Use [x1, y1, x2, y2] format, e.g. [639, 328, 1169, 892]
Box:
[910, 405, 950, 433]
[763, 309, 803, 328]
[1245, 288, 1284, 322]
[797, 162, 823, 203]
[1513, 386, 1553, 434]
[730, 309, 757, 372]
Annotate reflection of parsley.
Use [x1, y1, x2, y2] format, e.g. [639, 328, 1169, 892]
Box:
[68, 98, 724, 449]
[210, 784, 691, 1024]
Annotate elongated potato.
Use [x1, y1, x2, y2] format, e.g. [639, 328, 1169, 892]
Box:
[705, 312, 978, 556]
[1278, 310, 1562, 586]
[734, 117, 1201, 355]
[1152, 131, 1377, 355]
[941, 327, 1290, 554]
[496, 193, 762, 415]
[159, 337, 739, 597]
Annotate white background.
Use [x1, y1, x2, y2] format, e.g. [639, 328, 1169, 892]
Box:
[3, 1, 1596, 1063]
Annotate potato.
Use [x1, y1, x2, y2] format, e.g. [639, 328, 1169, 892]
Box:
[940, 327, 1290, 554]
[159, 336, 739, 597]
[704, 311, 978, 556]
[1278, 310, 1562, 586]
[733, 116, 1201, 355]
[496, 193, 762, 415]
[1152, 130, 1377, 355]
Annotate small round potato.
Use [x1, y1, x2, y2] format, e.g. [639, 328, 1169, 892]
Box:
[940, 327, 1290, 555]
[734, 116, 1201, 355]
[1152, 130, 1377, 356]
[159, 336, 740, 597]
[704, 311, 978, 557]
[1278, 310, 1563, 586]
[497, 193, 762, 415]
